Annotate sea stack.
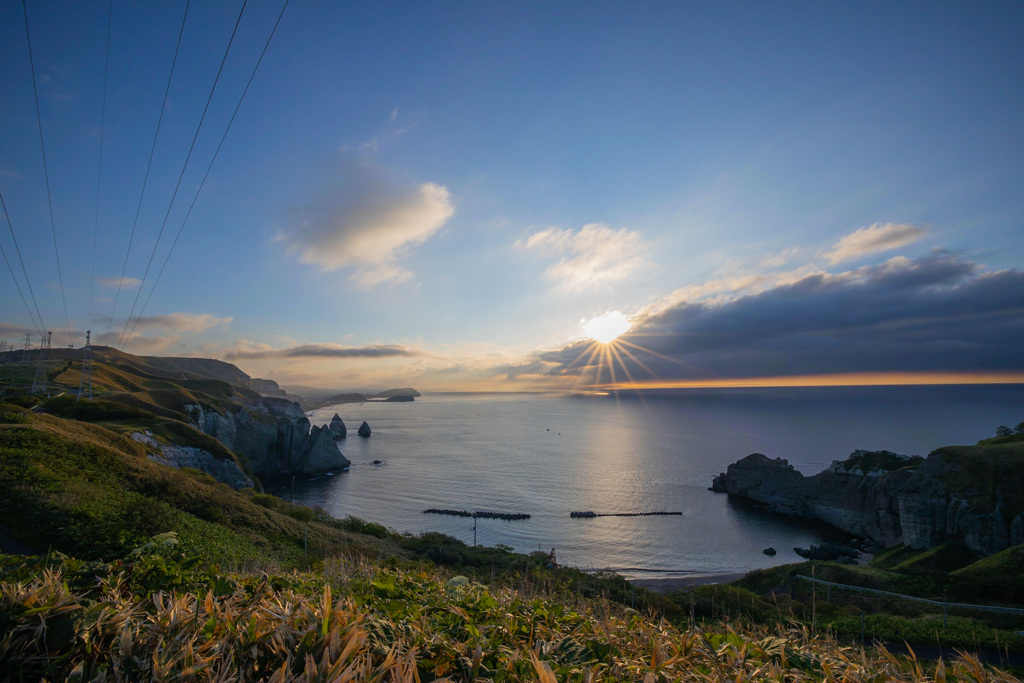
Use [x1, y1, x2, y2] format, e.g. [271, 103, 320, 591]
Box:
[358, 421, 371, 437]
[329, 413, 347, 439]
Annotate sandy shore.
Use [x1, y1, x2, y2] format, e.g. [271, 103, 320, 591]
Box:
[627, 572, 751, 594]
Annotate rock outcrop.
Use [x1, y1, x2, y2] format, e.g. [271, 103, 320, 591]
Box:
[258, 396, 306, 420]
[329, 414, 347, 439]
[357, 421, 371, 437]
[185, 403, 350, 476]
[133, 431, 254, 490]
[250, 377, 286, 397]
[712, 449, 1024, 557]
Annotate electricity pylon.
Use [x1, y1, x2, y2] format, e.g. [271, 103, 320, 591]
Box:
[31, 331, 51, 395]
[77, 330, 93, 400]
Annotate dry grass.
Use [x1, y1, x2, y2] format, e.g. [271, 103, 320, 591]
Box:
[2, 554, 1019, 682]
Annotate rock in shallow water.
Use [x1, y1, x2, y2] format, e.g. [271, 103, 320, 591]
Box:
[329, 413, 347, 439]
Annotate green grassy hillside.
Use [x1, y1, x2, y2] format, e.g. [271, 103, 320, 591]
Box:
[0, 403, 350, 565]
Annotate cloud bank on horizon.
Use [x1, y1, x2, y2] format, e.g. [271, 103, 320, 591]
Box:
[224, 342, 423, 361]
[527, 249, 1023, 386]
[216, 220, 1022, 391]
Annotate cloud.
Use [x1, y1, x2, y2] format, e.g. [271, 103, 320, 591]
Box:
[223, 342, 424, 361]
[649, 266, 820, 311]
[0, 321, 38, 338]
[540, 251, 1024, 381]
[96, 276, 141, 289]
[119, 334, 180, 355]
[125, 313, 232, 333]
[279, 156, 453, 287]
[519, 223, 648, 290]
[824, 222, 926, 264]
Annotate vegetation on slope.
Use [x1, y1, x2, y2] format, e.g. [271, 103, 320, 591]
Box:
[0, 404, 374, 565]
[5, 542, 1018, 682]
[729, 547, 1024, 654]
[931, 441, 1024, 521]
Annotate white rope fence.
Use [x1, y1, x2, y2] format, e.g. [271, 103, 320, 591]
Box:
[795, 574, 1024, 616]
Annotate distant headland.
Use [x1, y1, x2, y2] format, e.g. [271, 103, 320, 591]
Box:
[250, 378, 420, 410]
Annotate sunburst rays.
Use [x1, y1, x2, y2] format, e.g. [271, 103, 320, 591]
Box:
[562, 317, 714, 394]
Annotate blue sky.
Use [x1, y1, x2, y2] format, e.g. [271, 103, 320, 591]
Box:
[1, 1, 1022, 390]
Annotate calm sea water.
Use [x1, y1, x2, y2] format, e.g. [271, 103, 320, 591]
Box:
[265, 385, 1024, 580]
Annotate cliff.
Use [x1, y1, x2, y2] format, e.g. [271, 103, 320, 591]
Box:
[711, 446, 1024, 557]
[185, 403, 350, 477]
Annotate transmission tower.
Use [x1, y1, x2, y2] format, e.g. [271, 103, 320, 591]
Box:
[21, 333, 32, 365]
[31, 331, 51, 395]
[77, 330, 93, 400]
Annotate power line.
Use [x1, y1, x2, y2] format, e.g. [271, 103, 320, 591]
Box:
[126, 0, 291, 346]
[118, 0, 252, 349]
[0, 190, 45, 335]
[21, 0, 74, 348]
[0, 211, 42, 335]
[105, 0, 193, 344]
[89, 0, 114, 328]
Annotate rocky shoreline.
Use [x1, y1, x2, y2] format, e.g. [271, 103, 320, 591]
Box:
[711, 448, 1024, 557]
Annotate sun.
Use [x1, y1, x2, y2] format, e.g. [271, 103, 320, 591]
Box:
[582, 311, 631, 344]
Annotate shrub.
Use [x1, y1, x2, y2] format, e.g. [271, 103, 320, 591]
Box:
[40, 395, 153, 421]
[0, 403, 30, 424]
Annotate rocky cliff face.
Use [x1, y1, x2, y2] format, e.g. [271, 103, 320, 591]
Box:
[185, 403, 350, 476]
[133, 431, 254, 490]
[712, 449, 1024, 556]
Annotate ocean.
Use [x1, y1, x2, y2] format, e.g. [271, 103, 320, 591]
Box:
[265, 385, 1024, 580]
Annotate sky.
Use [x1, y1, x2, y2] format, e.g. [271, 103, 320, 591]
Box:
[1, 1, 1022, 392]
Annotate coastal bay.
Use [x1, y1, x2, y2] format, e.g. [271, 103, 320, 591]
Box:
[266, 384, 1024, 580]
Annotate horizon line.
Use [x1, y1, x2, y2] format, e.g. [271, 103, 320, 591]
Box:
[585, 371, 1024, 390]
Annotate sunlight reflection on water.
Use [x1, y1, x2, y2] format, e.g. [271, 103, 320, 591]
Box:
[265, 386, 1024, 579]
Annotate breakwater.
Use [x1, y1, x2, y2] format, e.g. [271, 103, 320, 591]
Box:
[570, 511, 683, 518]
[424, 509, 531, 521]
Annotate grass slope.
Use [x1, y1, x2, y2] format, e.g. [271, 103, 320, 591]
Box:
[0, 404, 379, 565]
[5, 546, 1019, 682]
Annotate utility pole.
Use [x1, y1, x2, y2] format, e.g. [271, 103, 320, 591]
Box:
[77, 330, 92, 400]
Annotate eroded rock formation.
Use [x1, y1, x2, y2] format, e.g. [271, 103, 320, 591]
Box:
[711, 449, 1024, 556]
[185, 402, 350, 476]
[329, 414, 347, 439]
